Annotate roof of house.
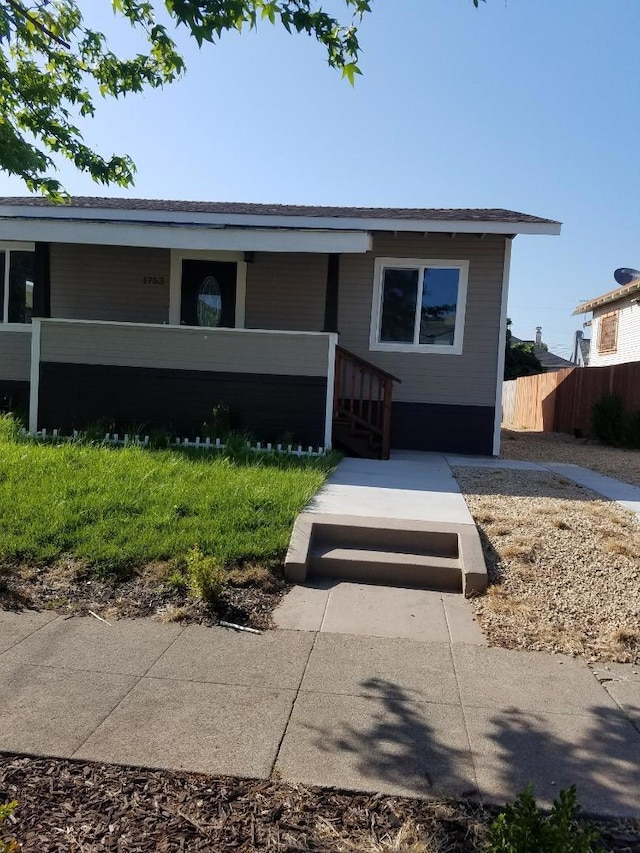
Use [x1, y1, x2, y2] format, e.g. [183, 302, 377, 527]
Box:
[0, 196, 562, 253]
[533, 346, 574, 371]
[573, 277, 640, 314]
[0, 196, 561, 238]
[512, 337, 575, 372]
[578, 337, 591, 363]
[0, 196, 560, 225]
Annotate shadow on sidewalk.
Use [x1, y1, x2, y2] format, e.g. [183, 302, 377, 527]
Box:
[311, 679, 640, 816]
[483, 703, 640, 816]
[311, 678, 477, 798]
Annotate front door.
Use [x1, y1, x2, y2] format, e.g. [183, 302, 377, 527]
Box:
[180, 260, 237, 328]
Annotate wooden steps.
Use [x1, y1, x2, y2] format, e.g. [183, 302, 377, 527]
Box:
[332, 419, 381, 459]
[332, 346, 401, 459]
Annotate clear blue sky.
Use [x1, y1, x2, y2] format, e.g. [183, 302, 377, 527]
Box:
[2, 0, 639, 358]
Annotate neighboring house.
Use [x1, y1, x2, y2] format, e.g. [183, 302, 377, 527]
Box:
[511, 327, 574, 372]
[573, 278, 640, 367]
[0, 198, 560, 457]
[570, 329, 590, 367]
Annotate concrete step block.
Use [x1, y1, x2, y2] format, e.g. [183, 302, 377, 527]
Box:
[313, 523, 459, 557]
[285, 513, 487, 597]
[309, 545, 463, 592]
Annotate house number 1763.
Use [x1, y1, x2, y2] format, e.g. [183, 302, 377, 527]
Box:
[143, 276, 165, 285]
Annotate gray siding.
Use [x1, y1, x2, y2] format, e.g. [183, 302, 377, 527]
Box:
[39, 321, 331, 377]
[50, 244, 170, 323]
[245, 252, 327, 331]
[339, 233, 506, 407]
[0, 329, 31, 381]
[43, 235, 506, 407]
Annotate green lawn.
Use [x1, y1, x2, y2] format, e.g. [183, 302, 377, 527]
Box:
[0, 416, 337, 575]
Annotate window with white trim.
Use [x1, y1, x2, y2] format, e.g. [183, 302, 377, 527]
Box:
[370, 258, 468, 354]
[0, 245, 35, 324]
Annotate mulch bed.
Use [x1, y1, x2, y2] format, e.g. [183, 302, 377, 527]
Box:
[0, 567, 286, 630]
[1, 756, 639, 852]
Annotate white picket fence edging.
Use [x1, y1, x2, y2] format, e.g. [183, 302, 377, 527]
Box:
[19, 428, 328, 458]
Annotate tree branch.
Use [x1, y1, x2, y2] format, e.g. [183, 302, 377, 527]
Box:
[3, 0, 71, 49]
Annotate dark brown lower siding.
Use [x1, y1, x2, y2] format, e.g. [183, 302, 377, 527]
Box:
[391, 402, 495, 455]
[38, 363, 327, 446]
[0, 380, 30, 414]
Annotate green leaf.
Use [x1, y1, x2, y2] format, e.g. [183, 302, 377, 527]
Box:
[0, 0, 375, 198]
[341, 62, 361, 85]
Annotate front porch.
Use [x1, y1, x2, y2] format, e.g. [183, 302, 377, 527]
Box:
[8, 318, 398, 458]
[0, 229, 400, 457]
[29, 319, 338, 449]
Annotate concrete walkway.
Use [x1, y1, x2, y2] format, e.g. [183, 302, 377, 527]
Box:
[307, 452, 475, 526]
[1, 607, 639, 818]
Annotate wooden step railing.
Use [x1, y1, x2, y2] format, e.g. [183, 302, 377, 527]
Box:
[333, 345, 401, 460]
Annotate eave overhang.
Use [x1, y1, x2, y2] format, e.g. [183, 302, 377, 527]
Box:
[0, 217, 373, 253]
[573, 278, 640, 315]
[0, 203, 562, 237]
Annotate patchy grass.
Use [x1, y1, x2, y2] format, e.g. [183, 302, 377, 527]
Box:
[501, 427, 640, 487]
[453, 467, 640, 663]
[0, 415, 337, 577]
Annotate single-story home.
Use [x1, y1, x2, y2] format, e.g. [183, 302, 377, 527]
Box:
[573, 275, 640, 367]
[512, 327, 574, 372]
[0, 198, 560, 457]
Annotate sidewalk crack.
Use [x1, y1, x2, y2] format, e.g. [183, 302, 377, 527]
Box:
[0, 612, 60, 658]
[69, 624, 187, 758]
[269, 628, 319, 778]
[447, 635, 481, 801]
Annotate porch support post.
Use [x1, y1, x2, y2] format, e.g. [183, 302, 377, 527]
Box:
[324, 333, 338, 449]
[323, 253, 340, 333]
[492, 236, 513, 456]
[33, 242, 51, 318]
[29, 318, 42, 433]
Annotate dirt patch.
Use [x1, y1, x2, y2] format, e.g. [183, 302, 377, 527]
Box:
[452, 467, 640, 663]
[2, 755, 638, 852]
[0, 560, 287, 631]
[501, 428, 640, 487]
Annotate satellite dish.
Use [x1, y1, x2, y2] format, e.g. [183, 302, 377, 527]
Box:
[614, 268, 640, 286]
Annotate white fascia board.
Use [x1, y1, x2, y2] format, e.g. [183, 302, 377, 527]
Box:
[0, 218, 372, 253]
[0, 205, 562, 236]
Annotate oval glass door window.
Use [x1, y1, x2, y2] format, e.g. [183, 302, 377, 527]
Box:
[197, 275, 222, 327]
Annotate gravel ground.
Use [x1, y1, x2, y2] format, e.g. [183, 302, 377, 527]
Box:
[452, 467, 640, 663]
[501, 429, 640, 487]
[2, 755, 639, 852]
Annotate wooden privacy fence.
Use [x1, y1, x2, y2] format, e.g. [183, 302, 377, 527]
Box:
[502, 362, 640, 435]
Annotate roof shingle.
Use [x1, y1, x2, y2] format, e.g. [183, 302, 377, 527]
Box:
[0, 196, 559, 225]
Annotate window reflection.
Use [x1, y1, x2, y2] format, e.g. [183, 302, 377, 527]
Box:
[197, 275, 222, 327]
[419, 268, 459, 346]
[1, 250, 35, 324]
[378, 263, 460, 348]
[380, 268, 419, 343]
